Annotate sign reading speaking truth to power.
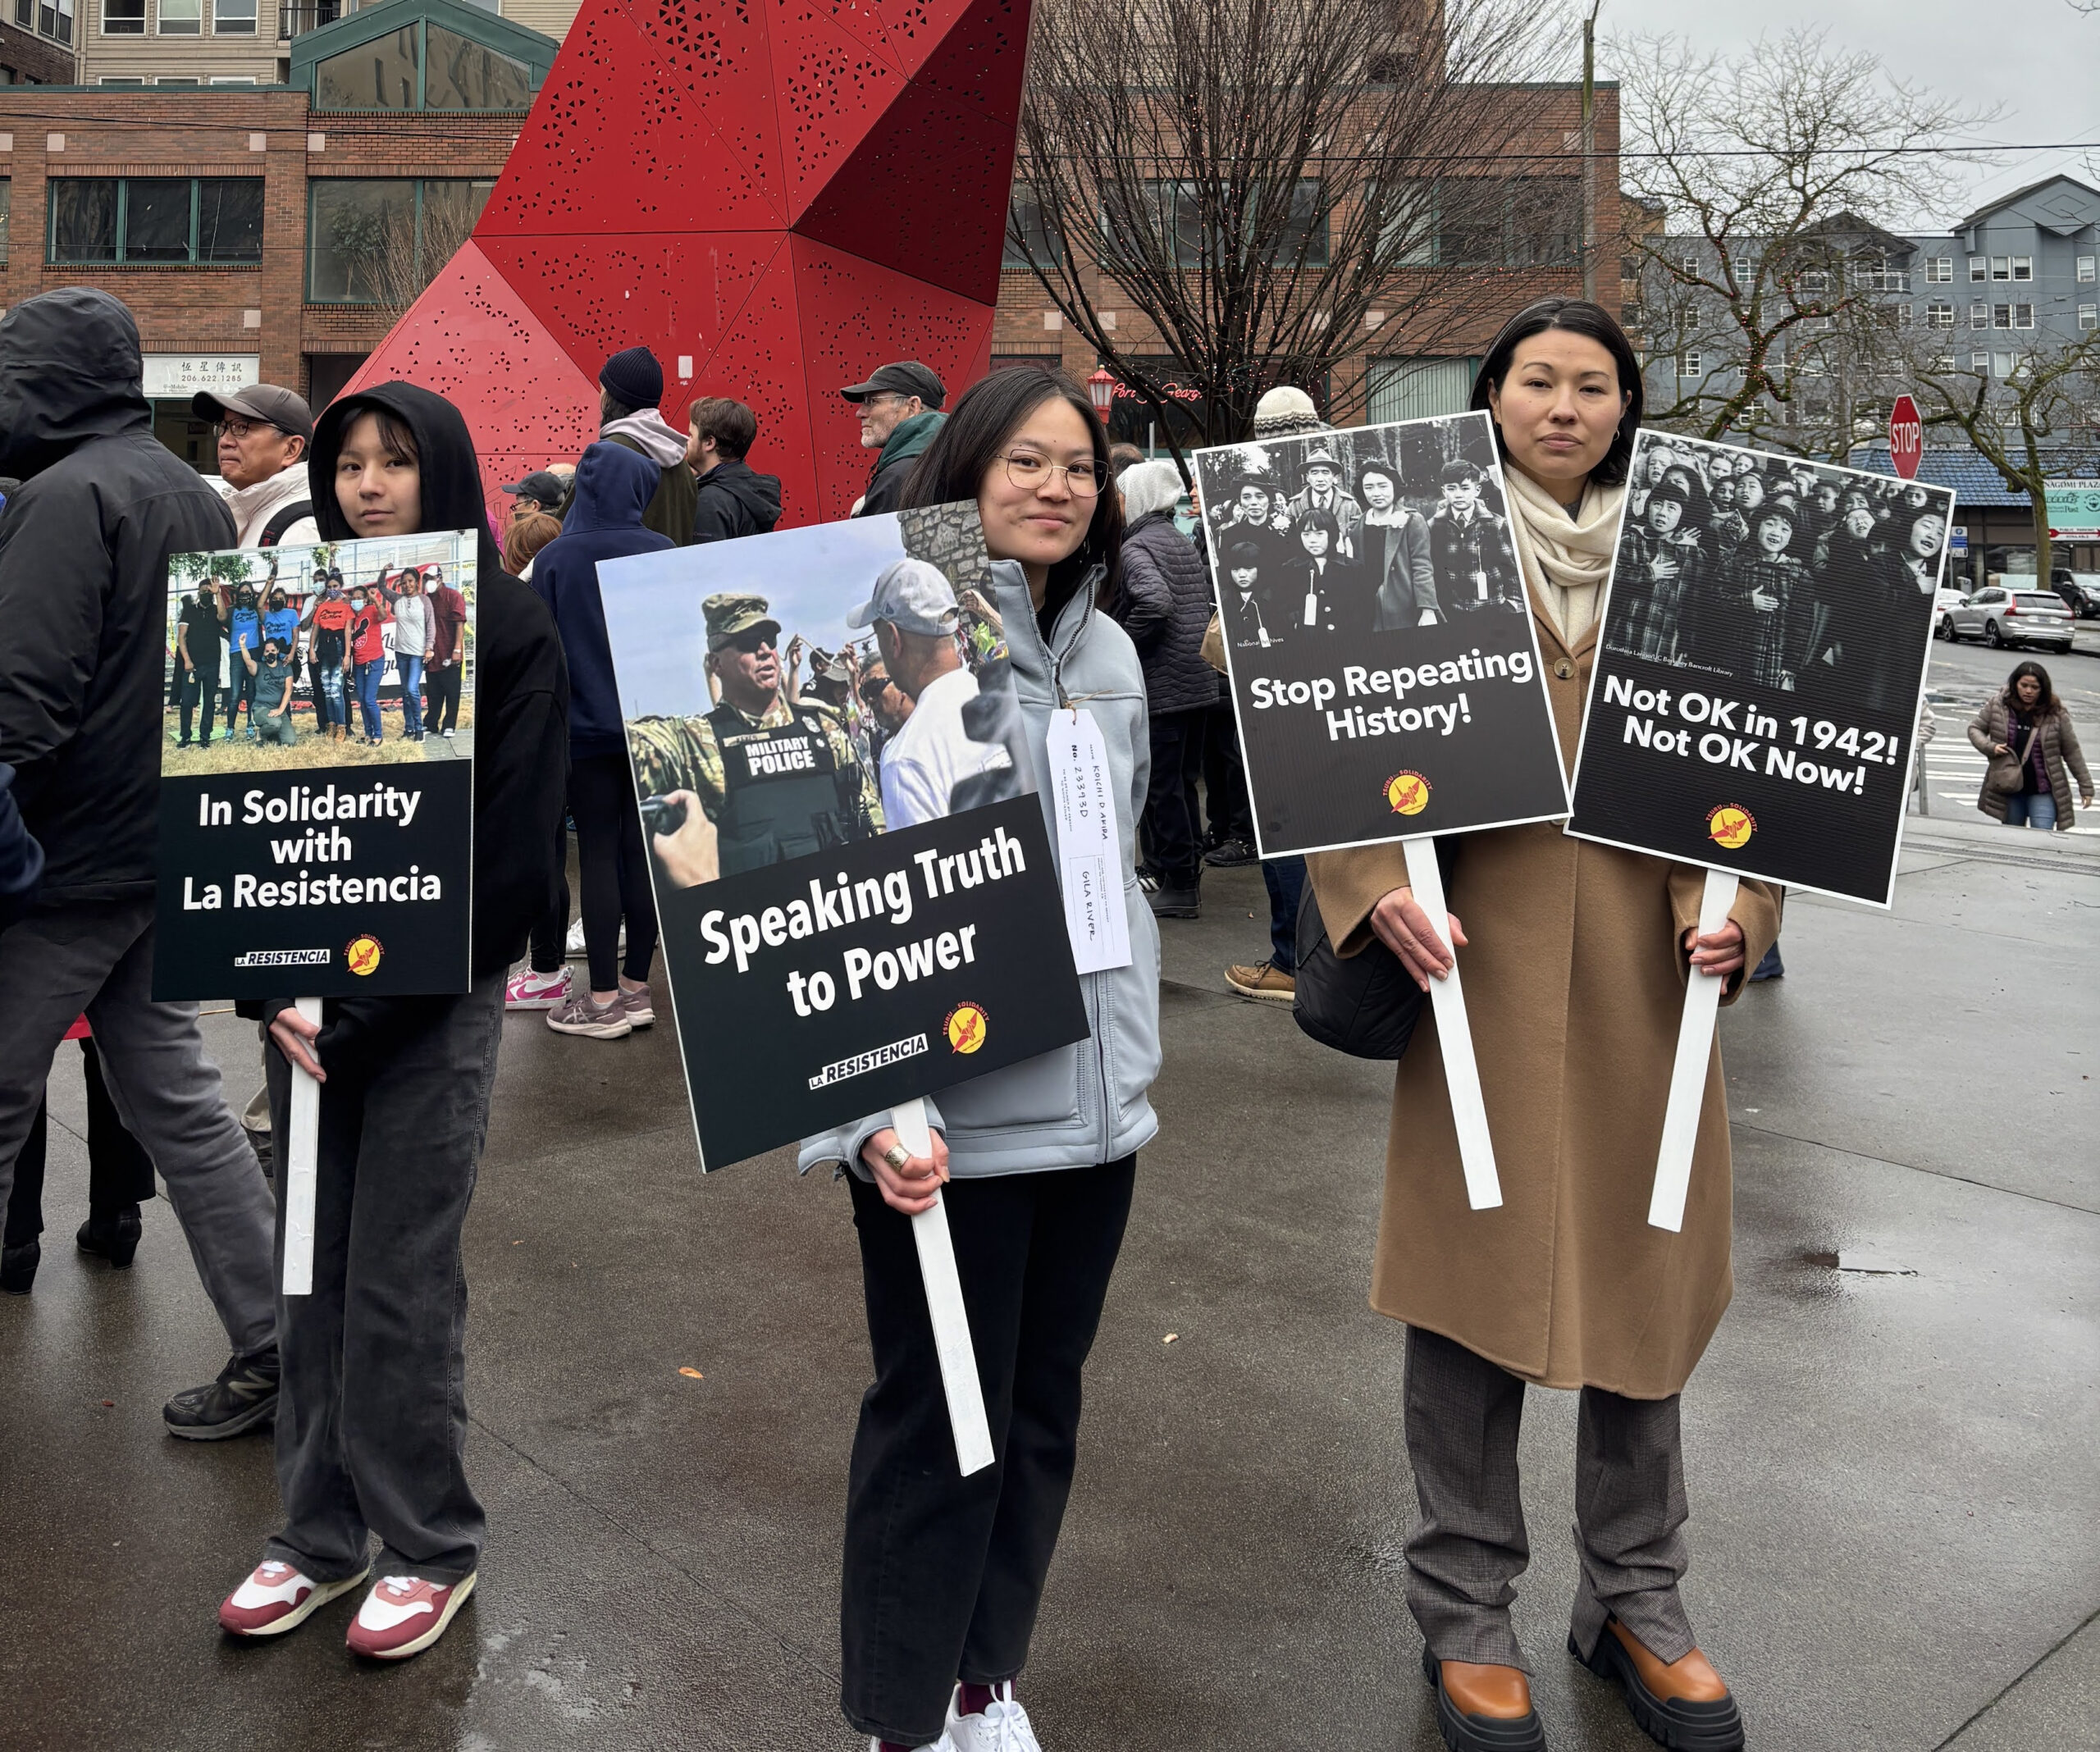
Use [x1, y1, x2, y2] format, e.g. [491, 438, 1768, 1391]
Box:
[1192, 409, 1569, 855]
[1567, 431, 1954, 906]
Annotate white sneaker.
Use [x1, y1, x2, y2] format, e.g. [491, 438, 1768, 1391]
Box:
[867, 1737, 956, 1752]
[564, 916, 625, 957]
[948, 1684, 1042, 1752]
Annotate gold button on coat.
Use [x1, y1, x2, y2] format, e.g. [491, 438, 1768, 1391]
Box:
[1553, 658, 1575, 680]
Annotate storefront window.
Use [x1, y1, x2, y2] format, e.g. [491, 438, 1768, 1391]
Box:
[47, 177, 264, 265]
[308, 177, 490, 303]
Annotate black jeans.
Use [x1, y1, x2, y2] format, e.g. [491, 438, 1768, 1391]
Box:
[177, 671, 218, 744]
[423, 660, 462, 733]
[568, 751, 659, 994]
[1200, 698, 1253, 842]
[527, 809, 572, 977]
[842, 1157, 1136, 1745]
[1143, 708, 1206, 887]
[2, 1038, 158, 1247]
[262, 975, 504, 1585]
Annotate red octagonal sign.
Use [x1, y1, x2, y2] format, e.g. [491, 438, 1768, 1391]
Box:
[1889, 394, 1924, 481]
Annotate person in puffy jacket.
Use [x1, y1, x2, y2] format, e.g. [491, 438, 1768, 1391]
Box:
[1116, 458, 1218, 919]
[0, 287, 278, 1439]
[527, 440, 671, 1038]
[801, 365, 1159, 1752]
[686, 396, 783, 543]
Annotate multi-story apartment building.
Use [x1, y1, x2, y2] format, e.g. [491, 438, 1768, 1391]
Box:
[1626, 174, 2100, 577]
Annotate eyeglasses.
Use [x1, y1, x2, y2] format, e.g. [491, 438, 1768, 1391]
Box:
[213, 417, 281, 442]
[1002, 451, 1107, 497]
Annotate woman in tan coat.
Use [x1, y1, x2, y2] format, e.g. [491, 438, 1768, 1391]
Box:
[1967, 659, 2092, 830]
[1308, 300, 1777, 1752]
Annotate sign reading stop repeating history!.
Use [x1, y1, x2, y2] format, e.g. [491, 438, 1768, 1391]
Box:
[1566, 431, 1954, 906]
[152, 530, 479, 1000]
[1193, 409, 1569, 855]
[600, 501, 1089, 1170]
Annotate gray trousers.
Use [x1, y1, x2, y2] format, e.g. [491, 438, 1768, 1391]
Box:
[262, 975, 504, 1585]
[1404, 1325, 1695, 1672]
[0, 897, 276, 1359]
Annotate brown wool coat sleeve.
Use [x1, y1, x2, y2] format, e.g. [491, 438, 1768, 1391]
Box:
[1308, 585, 1778, 1399]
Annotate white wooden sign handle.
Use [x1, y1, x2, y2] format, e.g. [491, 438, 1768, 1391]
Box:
[1648, 870, 1740, 1233]
[1401, 837, 1501, 1211]
[281, 995, 323, 1297]
[892, 1097, 996, 1476]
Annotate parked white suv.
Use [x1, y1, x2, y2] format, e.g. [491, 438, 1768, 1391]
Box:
[1944, 585, 2075, 651]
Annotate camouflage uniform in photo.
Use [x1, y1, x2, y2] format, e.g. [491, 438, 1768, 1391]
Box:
[628, 591, 883, 875]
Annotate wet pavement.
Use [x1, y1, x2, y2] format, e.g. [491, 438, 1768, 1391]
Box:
[4, 691, 2096, 1751]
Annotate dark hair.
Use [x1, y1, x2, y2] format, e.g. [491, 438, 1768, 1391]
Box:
[339, 402, 420, 465]
[1470, 297, 1642, 487]
[688, 395, 759, 461]
[1107, 441, 1145, 474]
[1227, 541, 1262, 565]
[900, 365, 1123, 626]
[2005, 660, 2057, 717]
[1440, 459, 1480, 486]
[1357, 462, 1398, 494]
[600, 390, 640, 423]
[1299, 507, 1340, 538]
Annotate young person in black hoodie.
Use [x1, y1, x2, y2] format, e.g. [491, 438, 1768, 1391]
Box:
[217, 383, 568, 1661]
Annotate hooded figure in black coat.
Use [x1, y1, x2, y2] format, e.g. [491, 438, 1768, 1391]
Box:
[237, 383, 571, 1638]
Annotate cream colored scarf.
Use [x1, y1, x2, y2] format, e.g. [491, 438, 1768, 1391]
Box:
[1502, 468, 1627, 645]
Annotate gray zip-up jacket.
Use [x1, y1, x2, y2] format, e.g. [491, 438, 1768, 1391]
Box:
[800, 559, 1162, 1178]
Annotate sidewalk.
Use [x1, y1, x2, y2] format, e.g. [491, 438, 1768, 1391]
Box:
[1, 836, 2093, 1750]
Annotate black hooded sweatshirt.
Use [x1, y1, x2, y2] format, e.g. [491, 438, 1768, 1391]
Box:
[690, 455, 783, 545]
[310, 383, 569, 980]
[0, 288, 237, 901]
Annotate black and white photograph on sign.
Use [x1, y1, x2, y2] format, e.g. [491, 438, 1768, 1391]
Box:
[1194, 409, 1570, 855]
[161, 530, 477, 771]
[602, 502, 1089, 1170]
[150, 529, 478, 1002]
[1567, 431, 1954, 906]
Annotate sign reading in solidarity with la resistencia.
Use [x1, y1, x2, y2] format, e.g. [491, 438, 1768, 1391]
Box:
[152, 530, 478, 1000]
[1567, 431, 1953, 906]
[1194, 410, 1569, 855]
[601, 502, 1089, 1170]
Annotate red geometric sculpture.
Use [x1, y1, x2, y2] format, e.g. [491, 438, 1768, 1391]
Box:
[343, 0, 1032, 530]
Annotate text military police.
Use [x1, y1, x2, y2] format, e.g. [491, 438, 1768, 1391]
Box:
[629, 592, 883, 884]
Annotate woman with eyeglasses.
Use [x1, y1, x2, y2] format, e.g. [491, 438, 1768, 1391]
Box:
[799, 366, 1162, 1752]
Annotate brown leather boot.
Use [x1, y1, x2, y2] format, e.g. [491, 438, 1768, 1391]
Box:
[1420, 1644, 1546, 1750]
[1571, 1617, 1744, 1750]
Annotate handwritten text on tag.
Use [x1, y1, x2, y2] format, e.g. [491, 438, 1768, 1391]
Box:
[1046, 708, 1133, 975]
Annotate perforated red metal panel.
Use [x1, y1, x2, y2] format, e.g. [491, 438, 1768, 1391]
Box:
[342, 0, 1030, 529]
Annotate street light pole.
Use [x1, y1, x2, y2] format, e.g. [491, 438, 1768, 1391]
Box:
[1581, 0, 1601, 304]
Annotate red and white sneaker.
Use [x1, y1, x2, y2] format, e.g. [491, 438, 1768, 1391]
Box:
[345, 1572, 477, 1660]
[219, 1558, 368, 1637]
[504, 966, 567, 1010]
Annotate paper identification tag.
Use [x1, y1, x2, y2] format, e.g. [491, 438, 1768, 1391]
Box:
[1045, 707, 1134, 975]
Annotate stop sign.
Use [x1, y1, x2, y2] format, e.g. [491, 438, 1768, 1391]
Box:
[1889, 394, 1923, 481]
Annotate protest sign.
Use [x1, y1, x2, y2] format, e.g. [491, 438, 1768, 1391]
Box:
[1565, 432, 1952, 1229]
[152, 530, 478, 1002]
[601, 501, 1089, 1173]
[1566, 432, 1952, 908]
[1193, 409, 1569, 856]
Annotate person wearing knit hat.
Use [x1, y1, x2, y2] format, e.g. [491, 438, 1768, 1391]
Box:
[597, 344, 698, 545]
[1250, 384, 1326, 439]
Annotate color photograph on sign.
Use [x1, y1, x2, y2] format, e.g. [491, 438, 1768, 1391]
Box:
[1566, 432, 1954, 906]
[152, 529, 478, 1001]
[1193, 410, 1569, 855]
[601, 503, 1088, 1170]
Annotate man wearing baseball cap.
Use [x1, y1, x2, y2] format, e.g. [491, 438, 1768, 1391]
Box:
[627, 591, 881, 884]
[842, 362, 945, 519]
[194, 383, 319, 549]
[500, 470, 568, 522]
[597, 344, 697, 545]
[848, 558, 1010, 827]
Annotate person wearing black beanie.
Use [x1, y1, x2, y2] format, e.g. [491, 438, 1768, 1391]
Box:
[217, 381, 570, 1663]
[596, 344, 697, 545]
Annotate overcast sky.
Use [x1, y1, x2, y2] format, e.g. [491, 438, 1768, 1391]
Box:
[1600, 0, 2098, 229]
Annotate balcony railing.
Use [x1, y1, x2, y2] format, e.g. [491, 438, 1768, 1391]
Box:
[281, 0, 354, 39]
